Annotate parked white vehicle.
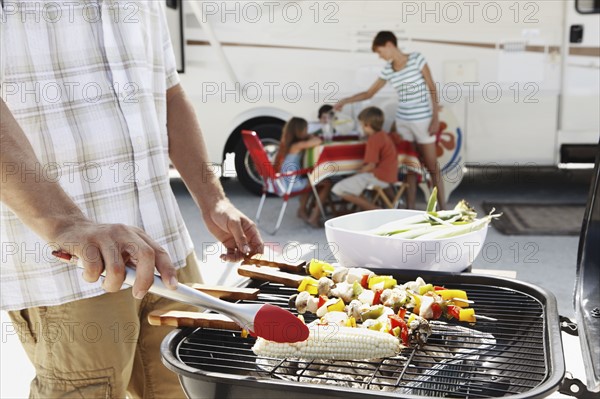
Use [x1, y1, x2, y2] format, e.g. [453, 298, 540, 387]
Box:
[165, 0, 599, 196]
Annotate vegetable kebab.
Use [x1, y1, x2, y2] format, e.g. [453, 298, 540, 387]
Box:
[252, 260, 484, 361]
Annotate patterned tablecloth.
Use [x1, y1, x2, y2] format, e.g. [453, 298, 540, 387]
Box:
[304, 139, 422, 185]
[304, 108, 464, 202]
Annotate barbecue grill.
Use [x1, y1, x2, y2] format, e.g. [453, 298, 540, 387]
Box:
[161, 273, 565, 399]
[162, 147, 599, 398]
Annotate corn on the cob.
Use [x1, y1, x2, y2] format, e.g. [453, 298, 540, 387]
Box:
[252, 325, 402, 360]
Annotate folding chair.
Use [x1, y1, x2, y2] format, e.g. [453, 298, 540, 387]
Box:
[365, 181, 409, 209]
[241, 130, 325, 234]
[364, 181, 408, 209]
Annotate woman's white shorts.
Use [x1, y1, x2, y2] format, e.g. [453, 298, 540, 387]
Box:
[395, 118, 435, 145]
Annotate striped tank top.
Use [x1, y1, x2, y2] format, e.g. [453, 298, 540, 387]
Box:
[379, 52, 433, 121]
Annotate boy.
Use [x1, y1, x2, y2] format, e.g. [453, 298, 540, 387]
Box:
[332, 107, 398, 211]
[308, 104, 335, 134]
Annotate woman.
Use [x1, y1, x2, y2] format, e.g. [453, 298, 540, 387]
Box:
[334, 31, 445, 210]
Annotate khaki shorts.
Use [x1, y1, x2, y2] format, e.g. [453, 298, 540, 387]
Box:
[8, 252, 203, 399]
[395, 118, 435, 144]
[332, 172, 391, 197]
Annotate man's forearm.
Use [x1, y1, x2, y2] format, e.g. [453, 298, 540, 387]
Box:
[0, 99, 87, 242]
[166, 85, 226, 213]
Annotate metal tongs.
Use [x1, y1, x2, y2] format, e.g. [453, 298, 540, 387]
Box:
[52, 250, 309, 343]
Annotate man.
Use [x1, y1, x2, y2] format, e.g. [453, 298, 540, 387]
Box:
[0, 1, 263, 396]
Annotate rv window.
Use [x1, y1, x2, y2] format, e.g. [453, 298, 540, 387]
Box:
[576, 0, 600, 13]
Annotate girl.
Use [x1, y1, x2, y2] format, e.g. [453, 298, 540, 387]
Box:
[274, 117, 332, 227]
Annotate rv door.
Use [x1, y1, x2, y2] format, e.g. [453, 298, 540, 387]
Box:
[559, 0, 600, 164]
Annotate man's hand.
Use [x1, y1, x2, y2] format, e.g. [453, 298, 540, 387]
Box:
[54, 221, 179, 299]
[202, 199, 264, 262]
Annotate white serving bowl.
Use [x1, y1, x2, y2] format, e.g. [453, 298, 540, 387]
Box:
[325, 209, 488, 272]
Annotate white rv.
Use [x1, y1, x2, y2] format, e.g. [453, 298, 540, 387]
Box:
[165, 0, 599, 195]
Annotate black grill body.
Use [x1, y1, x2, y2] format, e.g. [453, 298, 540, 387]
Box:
[161, 272, 565, 399]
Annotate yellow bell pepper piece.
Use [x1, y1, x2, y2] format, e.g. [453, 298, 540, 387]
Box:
[367, 320, 383, 331]
[418, 284, 434, 295]
[459, 308, 476, 323]
[297, 277, 319, 295]
[345, 316, 357, 328]
[409, 293, 421, 310]
[437, 289, 469, 308]
[368, 275, 397, 290]
[407, 313, 416, 325]
[327, 298, 345, 313]
[308, 259, 335, 279]
[380, 322, 391, 334]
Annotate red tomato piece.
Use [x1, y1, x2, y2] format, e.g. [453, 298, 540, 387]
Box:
[431, 303, 442, 319]
[446, 304, 461, 319]
[360, 274, 369, 288]
[373, 289, 382, 305]
[317, 295, 327, 308]
[398, 308, 407, 320]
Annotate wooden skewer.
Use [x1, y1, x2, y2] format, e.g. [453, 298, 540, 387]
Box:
[241, 254, 306, 274]
[148, 310, 241, 330]
[237, 265, 305, 288]
[475, 314, 498, 322]
[447, 298, 497, 321]
[452, 298, 474, 304]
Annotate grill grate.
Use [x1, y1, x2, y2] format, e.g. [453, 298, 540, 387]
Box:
[175, 280, 550, 398]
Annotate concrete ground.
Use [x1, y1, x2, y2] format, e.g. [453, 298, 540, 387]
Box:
[1, 166, 593, 398]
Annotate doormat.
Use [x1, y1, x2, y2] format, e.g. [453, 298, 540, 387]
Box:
[481, 202, 586, 236]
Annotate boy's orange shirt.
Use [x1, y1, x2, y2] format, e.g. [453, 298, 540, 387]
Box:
[364, 131, 398, 183]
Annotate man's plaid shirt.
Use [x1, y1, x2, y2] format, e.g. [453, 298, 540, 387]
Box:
[1, 1, 194, 310]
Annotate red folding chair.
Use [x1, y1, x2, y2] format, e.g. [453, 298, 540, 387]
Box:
[241, 130, 324, 234]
